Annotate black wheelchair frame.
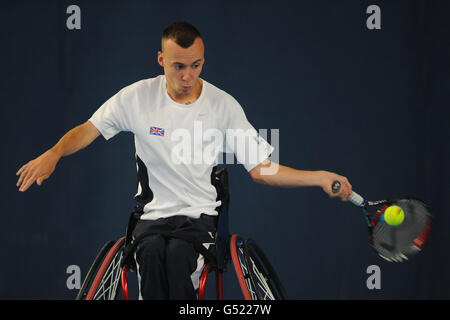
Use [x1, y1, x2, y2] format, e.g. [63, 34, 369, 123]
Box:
[76, 168, 288, 300]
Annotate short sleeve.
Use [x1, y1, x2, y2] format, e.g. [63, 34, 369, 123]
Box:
[224, 97, 274, 172]
[89, 88, 132, 140]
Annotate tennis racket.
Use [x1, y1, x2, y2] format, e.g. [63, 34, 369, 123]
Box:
[332, 181, 432, 262]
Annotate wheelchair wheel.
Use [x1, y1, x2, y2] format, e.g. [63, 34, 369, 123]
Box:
[76, 240, 115, 300]
[76, 237, 125, 300]
[230, 234, 288, 300]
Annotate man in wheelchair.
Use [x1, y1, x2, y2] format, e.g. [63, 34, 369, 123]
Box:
[16, 22, 353, 300]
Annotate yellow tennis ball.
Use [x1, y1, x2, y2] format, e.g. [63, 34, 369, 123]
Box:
[384, 205, 405, 226]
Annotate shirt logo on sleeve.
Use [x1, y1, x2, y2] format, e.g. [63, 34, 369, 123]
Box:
[149, 126, 165, 136]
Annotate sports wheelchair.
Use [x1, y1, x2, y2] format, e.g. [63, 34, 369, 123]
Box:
[76, 168, 288, 300]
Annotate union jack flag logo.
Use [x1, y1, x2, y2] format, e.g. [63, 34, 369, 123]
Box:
[149, 126, 165, 136]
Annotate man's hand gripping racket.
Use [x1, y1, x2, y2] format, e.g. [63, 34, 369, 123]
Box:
[332, 181, 432, 262]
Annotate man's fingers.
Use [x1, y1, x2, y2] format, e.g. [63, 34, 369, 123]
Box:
[36, 174, 49, 186]
[17, 166, 31, 187]
[18, 176, 31, 191]
[16, 165, 26, 176]
[19, 172, 38, 192]
[16, 168, 29, 187]
[19, 177, 34, 192]
[16, 173, 24, 187]
[339, 182, 352, 202]
[327, 175, 352, 202]
[344, 185, 351, 201]
[16, 163, 32, 184]
[19, 171, 50, 190]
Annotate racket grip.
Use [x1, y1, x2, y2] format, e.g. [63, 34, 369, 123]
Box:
[349, 192, 365, 207]
[331, 181, 366, 207]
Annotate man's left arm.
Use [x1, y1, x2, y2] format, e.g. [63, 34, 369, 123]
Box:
[249, 159, 352, 201]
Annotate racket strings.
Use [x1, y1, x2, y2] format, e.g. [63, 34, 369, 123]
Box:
[370, 199, 431, 261]
[371, 205, 389, 227]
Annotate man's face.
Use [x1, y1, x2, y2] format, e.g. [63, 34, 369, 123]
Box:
[158, 37, 205, 99]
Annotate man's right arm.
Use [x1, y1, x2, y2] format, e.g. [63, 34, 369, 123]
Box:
[16, 120, 100, 192]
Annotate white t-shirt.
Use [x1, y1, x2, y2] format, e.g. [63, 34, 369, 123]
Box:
[89, 75, 273, 220]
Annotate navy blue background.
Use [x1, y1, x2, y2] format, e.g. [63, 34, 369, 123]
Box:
[1, 0, 449, 299]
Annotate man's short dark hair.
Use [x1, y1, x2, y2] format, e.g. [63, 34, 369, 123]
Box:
[162, 21, 202, 49]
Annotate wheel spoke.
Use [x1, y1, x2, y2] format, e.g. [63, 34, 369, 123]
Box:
[93, 249, 123, 300]
[249, 256, 275, 300]
[238, 238, 287, 300]
[89, 245, 122, 300]
[237, 244, 258, 300]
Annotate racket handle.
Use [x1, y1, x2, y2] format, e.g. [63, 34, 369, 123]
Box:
[348, 192, 365, 207]
[331, 181, 366, 207]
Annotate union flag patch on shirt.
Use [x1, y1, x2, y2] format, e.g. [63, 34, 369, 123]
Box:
[149, 126, 165, 136]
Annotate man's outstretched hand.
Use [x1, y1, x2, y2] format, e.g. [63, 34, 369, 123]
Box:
[16, 149, 60, 192]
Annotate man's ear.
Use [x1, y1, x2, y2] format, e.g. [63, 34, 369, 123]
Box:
[157, 51, 164, 67]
